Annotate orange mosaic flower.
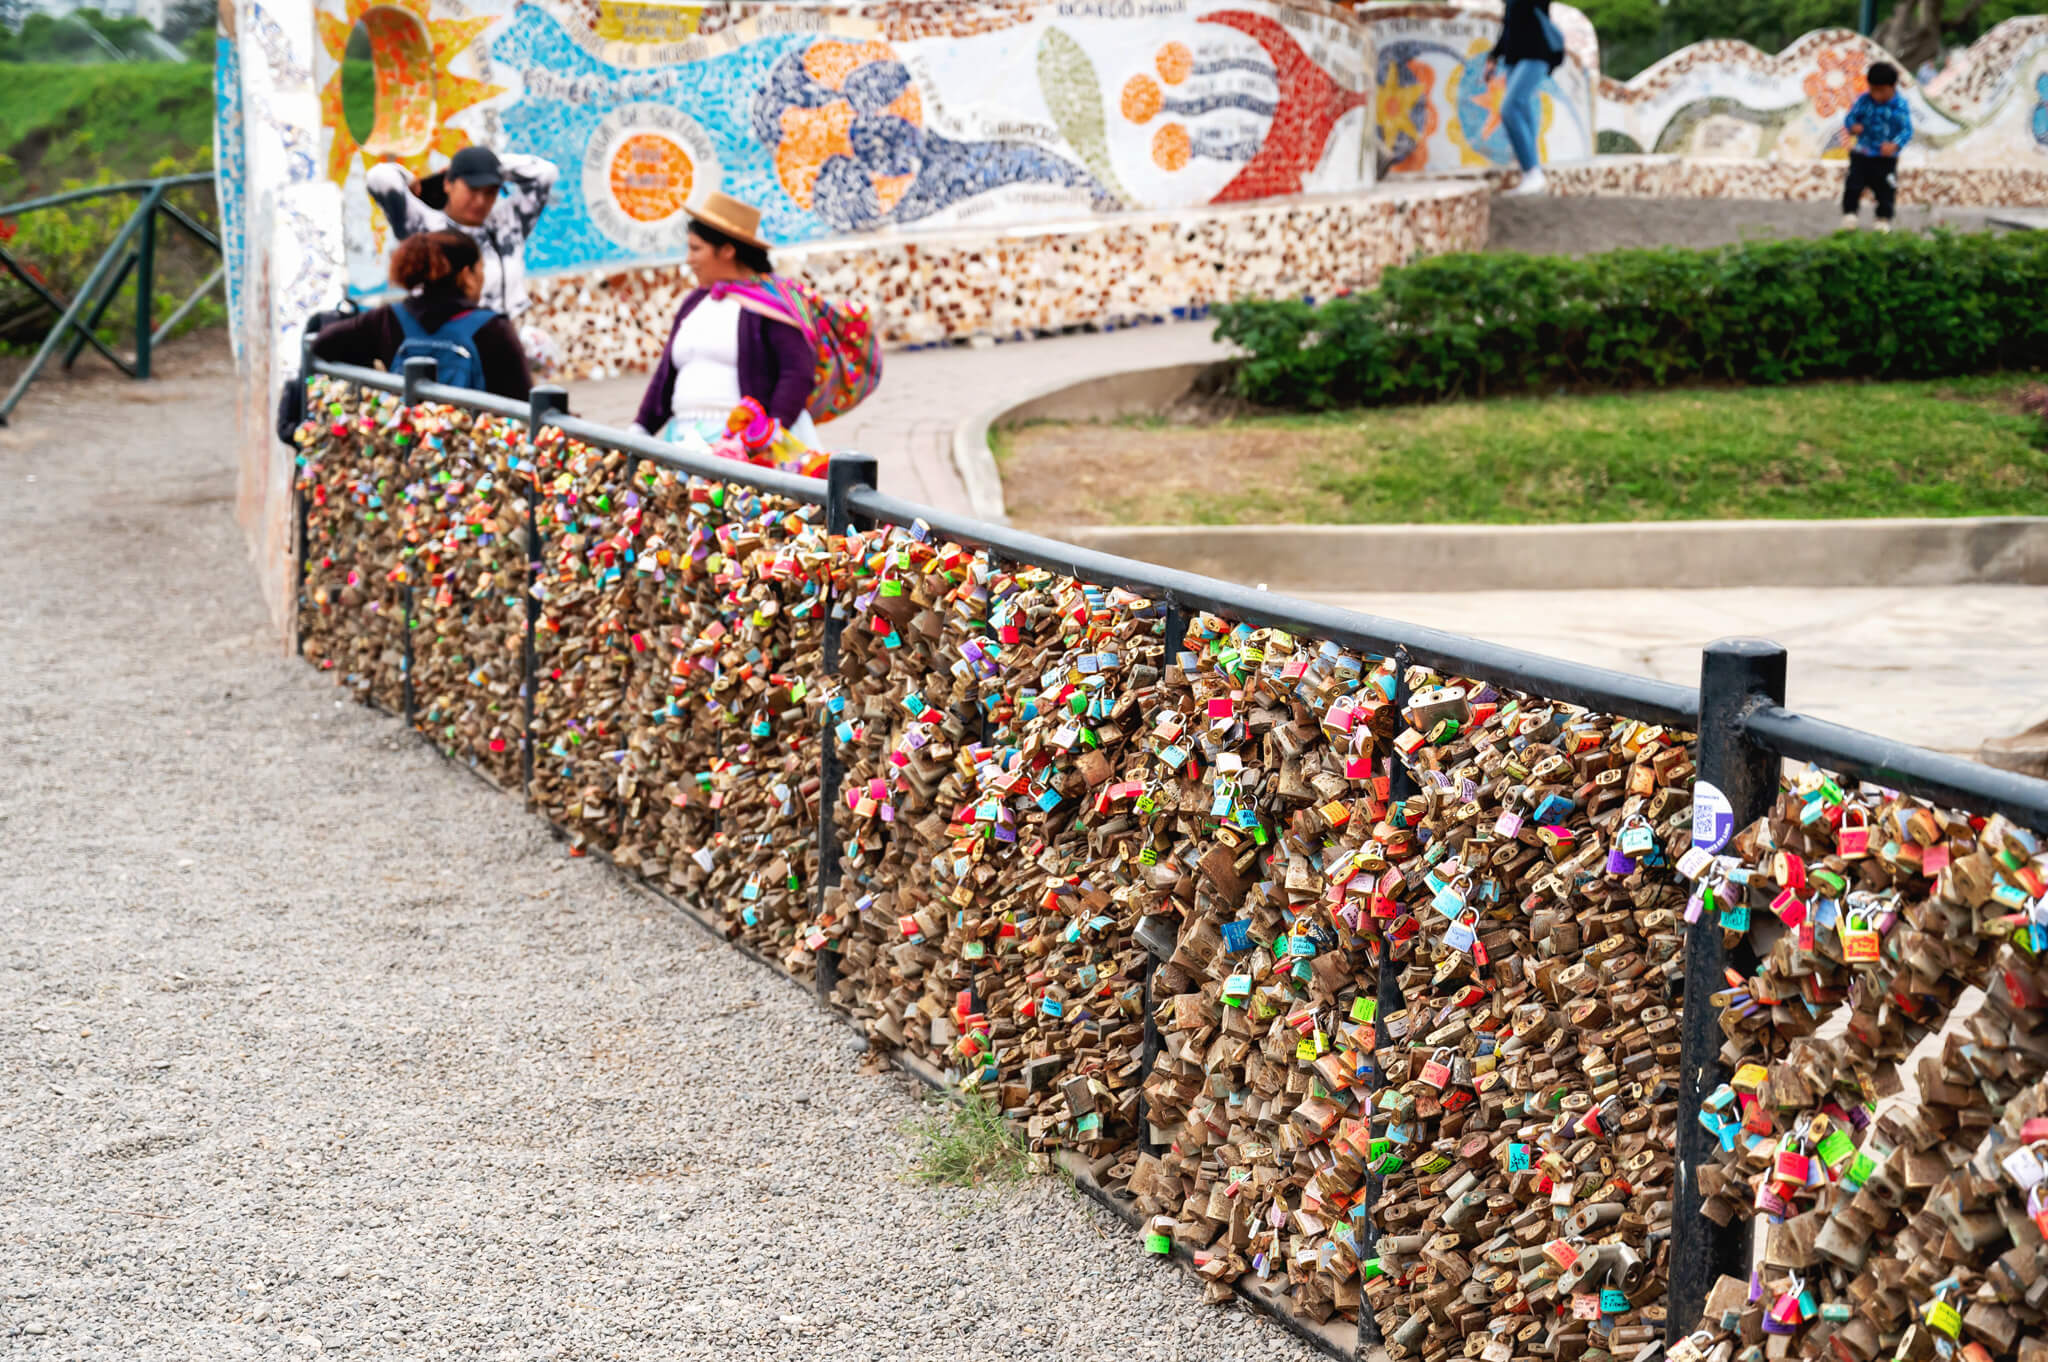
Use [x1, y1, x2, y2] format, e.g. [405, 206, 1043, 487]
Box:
[1152, 122, 1190, 170]
[1155, 41, 1192, 86]
[1804, 47, 1867, 119]
[1121, 74, 1163, 124]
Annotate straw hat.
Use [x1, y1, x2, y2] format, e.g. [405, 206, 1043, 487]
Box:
[689, 191, 771, 251]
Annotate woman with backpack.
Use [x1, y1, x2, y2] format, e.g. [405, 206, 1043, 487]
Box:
[630, 193, 823, 444]
[1484, 0, 1566, 197]
[310, 231, 532, 400]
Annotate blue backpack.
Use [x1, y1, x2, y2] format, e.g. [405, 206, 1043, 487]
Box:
[393, 304, 496, 391]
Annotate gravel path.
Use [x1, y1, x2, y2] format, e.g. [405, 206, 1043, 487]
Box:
[0, 343, 1324, 1361]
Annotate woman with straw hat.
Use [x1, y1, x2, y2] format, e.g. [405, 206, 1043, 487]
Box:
[631, 192, 822, 446]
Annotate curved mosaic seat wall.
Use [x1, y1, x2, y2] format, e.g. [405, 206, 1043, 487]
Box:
[1586, 19, 2048, 205]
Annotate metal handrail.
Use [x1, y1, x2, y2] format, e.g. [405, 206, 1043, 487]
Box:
[846, 486, 1702, 728]
[0, 171, 223, 424]
[300, 350, 2048, 1354]
[0, 170, 214, 220]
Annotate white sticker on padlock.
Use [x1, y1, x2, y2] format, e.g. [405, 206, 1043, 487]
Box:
[1692, 781, 1735, 852]
[1676, 845, 1714, 880]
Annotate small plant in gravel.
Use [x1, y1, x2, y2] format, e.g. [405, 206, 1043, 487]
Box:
[907, 1094, 1035, 1189]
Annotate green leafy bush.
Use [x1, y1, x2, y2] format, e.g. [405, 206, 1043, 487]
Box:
[1213, 232, 2048, 410]
[0, 151, 222, 353]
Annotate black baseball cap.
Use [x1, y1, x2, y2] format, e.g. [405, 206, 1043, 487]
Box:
[447, 146, 503, 189]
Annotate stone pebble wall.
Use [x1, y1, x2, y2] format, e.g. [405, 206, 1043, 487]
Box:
[292, 382, 2048, 1360]
[1546, 155, 2048, 208]
[522, 183, 1490, 381]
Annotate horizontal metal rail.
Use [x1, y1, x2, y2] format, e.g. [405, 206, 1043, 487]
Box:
[546, 410, 827, 506]
[315, 359, 401, 394]
[1744, 704, 2048, 828]
[0, 171, 214, 219]
[0, 173, 222, 422]
[846, 487, 1701, 728]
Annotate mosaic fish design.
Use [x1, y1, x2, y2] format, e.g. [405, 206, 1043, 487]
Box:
[753, 36, 1117, 234]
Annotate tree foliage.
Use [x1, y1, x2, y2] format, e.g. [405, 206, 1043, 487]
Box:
[1570, 0, 2043, 79]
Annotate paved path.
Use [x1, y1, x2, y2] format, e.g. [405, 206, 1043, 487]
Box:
[1310, 586, 2048, 756]
[573, 320, 1233, 517]
[0, 347, 1323, 1361]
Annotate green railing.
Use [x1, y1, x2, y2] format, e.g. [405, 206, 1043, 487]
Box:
[0, 171, 222, 424]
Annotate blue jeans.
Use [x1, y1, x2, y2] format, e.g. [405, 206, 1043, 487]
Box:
[1500, 58, 1546, 171]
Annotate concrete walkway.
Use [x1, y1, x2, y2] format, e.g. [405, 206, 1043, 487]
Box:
[1311, 586, 2048, 756]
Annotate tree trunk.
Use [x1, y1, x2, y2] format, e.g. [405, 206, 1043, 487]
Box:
[1874, 0, 1944, 69]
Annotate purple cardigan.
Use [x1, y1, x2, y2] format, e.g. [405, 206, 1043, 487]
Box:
[634, 287, 817, 432]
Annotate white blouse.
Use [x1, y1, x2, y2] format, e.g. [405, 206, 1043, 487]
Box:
[667, 293, 745, 423]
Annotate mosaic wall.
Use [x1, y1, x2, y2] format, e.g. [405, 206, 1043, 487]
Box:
[1359, 2, 1598, 175]
[1596, 19, 2048, 169]
[219, 0, 351, 634]
[524, 180, 1489, 378]
[214, 30, 250, 363]
[316, 0, 1381, 297]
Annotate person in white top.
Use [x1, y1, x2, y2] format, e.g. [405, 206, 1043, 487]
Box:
[366, 146, 557, 319]
[631, 193, 820, 444]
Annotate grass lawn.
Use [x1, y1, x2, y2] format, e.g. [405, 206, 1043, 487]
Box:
[994, 376, 2048, 527]
[0, 63, 213, 194]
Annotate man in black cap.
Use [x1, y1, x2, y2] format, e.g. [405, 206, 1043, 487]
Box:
[366, 144, 558, 322]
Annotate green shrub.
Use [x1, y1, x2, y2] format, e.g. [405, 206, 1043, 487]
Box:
[1213, 232, 2048, 410]
[0, 151, 222, 353]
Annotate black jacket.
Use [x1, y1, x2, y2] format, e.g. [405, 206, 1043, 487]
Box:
[1492, 0, 1563, 70]
[311, 293, 533, 401]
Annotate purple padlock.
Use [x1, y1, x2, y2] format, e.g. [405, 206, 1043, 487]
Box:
[1606, 847, 1636, 876]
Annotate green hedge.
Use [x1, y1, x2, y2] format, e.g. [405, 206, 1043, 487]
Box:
[1213, 232, 2048, 410]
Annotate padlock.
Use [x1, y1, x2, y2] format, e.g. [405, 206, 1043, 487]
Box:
[1837, 805, 1871, 858]
[1619, 812, 1656, 857]
[1420, 1046, 1454, 1089]
[1840, 908, 1881, 963]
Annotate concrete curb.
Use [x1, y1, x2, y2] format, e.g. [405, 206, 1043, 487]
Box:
[949, 399, 1012, 527]
[958, 358, 2048, 594]
[1052, 519, 2048, 593]
[951, 359, 1237, 526]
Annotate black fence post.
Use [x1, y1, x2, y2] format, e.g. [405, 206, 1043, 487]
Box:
[398, 357, 434, 717]
[291, 328, 319, 658]
[1669, 638, 1786, 1341]
[401, 355, 436, 407]
[816, 452, 878, 1004]
[523, 386, 570, 802]
[133, 186, 161, 381]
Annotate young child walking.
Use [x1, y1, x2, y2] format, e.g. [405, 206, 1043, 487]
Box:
[1842, 62, 1913, 233]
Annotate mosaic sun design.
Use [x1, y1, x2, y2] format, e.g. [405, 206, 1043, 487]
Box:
[317, 0, 505, 184]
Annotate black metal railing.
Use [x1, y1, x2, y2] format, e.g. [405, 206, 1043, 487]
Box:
[0, 171, 223, 424]
[300, 352, 2048, 1359]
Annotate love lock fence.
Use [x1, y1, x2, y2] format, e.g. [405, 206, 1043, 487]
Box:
[0, 171, 223, 424]
[294, 350, 2048, 1362]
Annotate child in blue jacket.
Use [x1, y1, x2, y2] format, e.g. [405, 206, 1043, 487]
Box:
[1842, 62, 1914, 232]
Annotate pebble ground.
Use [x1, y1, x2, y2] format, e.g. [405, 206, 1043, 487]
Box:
[0, 347, 1327, 1361]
